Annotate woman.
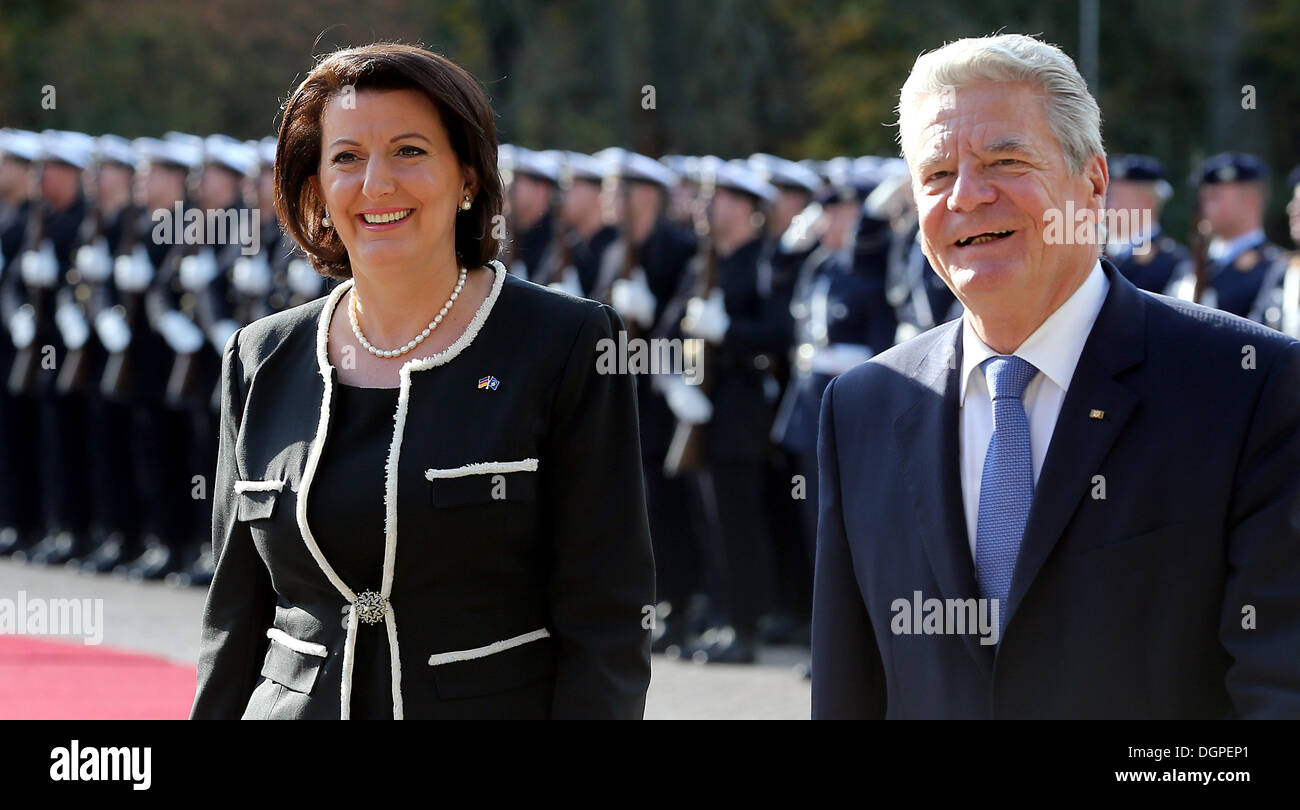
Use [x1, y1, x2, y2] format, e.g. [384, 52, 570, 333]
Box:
[189, 44, 654, 720]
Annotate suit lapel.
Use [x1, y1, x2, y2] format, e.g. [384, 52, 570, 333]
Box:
[894, 321, 993, 675]
[1002, 261, 1146, 633]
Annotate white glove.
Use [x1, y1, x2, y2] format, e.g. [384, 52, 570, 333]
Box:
[179, 249, 219, 292]
[54, 301, 90, 350]
[610, 267, 656, 329]
[158, 310, 204, 354]
[232, 253, 272, 296]
[8, 305, 36, 349]
[663, 376, 712, 425]
[547, 267, 584, 298]
[114, 246, 154, 293]
[94, 307, 132, 353]
[287, 258, 324, 298]
[76, 238, 114, 283]
[208, 319, 240, 355]
[683, 288, 730, 345]
[20, 242, 59, 288]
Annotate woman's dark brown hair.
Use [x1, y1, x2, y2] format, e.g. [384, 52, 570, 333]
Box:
[274, 43, 502, 279]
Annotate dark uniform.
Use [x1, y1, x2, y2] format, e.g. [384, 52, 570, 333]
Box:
[670, 158, 790, 663]
[0, 130, 42, 557]
[595, 150, 702, 653]
[1103, 154, 1188, 295]
[0, 130, 95, 564]
[1168, 153, 1287, 328]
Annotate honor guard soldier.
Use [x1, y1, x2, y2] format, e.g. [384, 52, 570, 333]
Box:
[547, 151, 616, 297]
[746, 152, 824, 645]
[0, 130, 42, 557]
[1, 130, 95, 565]
[498, 145, 560, 281]
[593, 147, 701, 654]
[772, 157, 897, 630]
[114, 133, 202, 580]
[164, 134, 258, 585]
[666, 158, 788, 663]
[66, 134, 146, 572]
[1103, 154, 1187, 294]
[1169, 152, 1286, 328]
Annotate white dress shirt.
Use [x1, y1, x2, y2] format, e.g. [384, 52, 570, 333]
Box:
[959, 260, 1109, 558]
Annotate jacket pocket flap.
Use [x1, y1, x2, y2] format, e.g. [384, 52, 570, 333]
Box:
[237, 490, 278, 521]
[426, 460, 538, 508]
[429, 630, 555, 700]
[261, 631, 325, 694]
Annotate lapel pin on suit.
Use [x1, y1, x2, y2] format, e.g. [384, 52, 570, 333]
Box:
[1089, 409, 1106, 420]
[478, 375, 500, 390]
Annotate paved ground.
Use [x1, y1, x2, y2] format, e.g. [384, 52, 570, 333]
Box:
[0, 558, 810, 719]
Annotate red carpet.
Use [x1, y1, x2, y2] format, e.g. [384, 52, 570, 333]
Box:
[0, 635, 196, 719]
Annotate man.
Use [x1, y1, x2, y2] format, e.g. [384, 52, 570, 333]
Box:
[1103, 154, 1187, 294]
[813, 33, 1300, 718]
[1, 130, 95, 566]
[499, 145, 560, 282]
[667, 158, 788, 663]
[1169, 153, 1286, 329]
[549, 151, 616, 297]
[0, 130, 42, 558]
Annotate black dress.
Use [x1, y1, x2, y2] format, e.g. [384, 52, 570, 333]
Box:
[305, 382, 398, 720]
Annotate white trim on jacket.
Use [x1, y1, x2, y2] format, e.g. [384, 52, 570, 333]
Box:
[233, 479, 284, 493]
[424, 458, 539, 480]
[266, 627, 328, 658]
[296, 260, 508, 720]
[427, 627, 551, 666]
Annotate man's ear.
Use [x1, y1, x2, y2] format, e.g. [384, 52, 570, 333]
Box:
[1085, 153, 1109, 209]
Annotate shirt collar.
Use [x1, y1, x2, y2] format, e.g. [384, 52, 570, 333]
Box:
[1207, 228, 1265, 263]
[960, 259, 1110, 404]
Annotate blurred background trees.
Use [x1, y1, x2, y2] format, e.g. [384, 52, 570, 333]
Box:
[1, 0, 1296, 240]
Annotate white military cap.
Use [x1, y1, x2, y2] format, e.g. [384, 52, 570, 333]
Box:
[559, 151, 604, 185]
[0, 129, 43, 163]
[95, 134, 137, 170]
[204, 134, 258, 176]
[596, 147, 678, 190]
[506, 146, 560, 184]
[748, 153, 821, 194]
[708, 157, 778, 204]
[40, 130, 96, 169]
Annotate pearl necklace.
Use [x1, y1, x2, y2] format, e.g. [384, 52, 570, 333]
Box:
[349, 267, 467, 358]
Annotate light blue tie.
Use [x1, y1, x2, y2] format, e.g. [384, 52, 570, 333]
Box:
[975, 355, 1038, 626]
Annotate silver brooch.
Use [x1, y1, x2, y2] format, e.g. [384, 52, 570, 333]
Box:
[354, 590, 388, 625]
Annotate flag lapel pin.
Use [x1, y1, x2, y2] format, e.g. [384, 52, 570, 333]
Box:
[478, 375, 500, 390]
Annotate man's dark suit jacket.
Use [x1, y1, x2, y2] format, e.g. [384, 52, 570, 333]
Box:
[190, 262, 654, 719]
[813, 259, 1300, 719]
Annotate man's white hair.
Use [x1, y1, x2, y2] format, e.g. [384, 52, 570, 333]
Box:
[897, 33, 1104, 175]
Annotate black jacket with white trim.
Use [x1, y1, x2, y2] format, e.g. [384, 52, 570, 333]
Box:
[190, 260, 655, 719]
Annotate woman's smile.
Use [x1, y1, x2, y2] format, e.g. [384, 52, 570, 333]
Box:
[357, 207, 414, 230]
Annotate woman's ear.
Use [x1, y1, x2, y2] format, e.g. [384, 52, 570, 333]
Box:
[309, 174, 321, 200]
[461, 166, 478, 199]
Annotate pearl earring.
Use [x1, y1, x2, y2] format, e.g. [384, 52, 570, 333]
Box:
[322, 213, 332, 228]
[460, 194, 472, 211]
